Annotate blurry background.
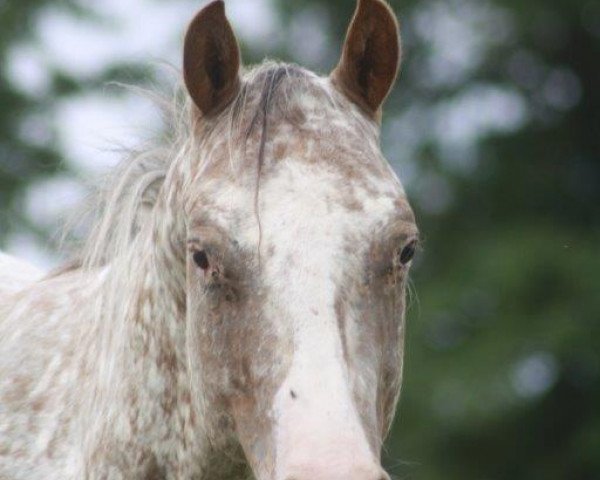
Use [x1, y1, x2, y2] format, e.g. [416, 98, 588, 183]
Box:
[0, 0, 598, 478]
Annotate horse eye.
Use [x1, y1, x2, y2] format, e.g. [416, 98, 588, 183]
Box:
[399, 241, 417, 265]
[193, 250, 210, 270]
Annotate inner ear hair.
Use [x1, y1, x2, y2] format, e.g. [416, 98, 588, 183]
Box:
[183, 0, 241, 116]
[331, 0, 401, 119]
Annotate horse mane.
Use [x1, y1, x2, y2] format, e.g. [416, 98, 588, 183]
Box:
[62, 61, 323, 272]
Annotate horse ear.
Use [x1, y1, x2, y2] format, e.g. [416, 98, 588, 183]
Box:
[331, 0, 401, 118]
[183, 0, 241, 116]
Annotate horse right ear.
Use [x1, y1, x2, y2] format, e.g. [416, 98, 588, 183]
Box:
[331, 0, 401, 119]
[183, 1, 241, 116]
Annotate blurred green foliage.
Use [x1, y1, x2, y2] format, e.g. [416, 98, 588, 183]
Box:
[0, 0, 598, 478]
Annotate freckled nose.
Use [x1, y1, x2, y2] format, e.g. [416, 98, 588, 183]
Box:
[283, 463, 390, 480]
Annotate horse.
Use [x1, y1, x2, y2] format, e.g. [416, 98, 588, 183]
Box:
[0, 0, 418, 478]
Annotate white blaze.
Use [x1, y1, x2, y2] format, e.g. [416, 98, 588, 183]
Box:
[257, 161, 388, 479]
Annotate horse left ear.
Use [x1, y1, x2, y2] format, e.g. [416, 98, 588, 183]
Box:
[183, 0, 241, 116]
[331, 0, 401, 119]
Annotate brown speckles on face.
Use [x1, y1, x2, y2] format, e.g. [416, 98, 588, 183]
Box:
[366, 235, 409, 437]
[0, 58, 415, 479]
[179, 65, 416, 473]
[272, 142, 288, 162]
[185, 223, 294, 475]
[29, 395, 46, 413]
[342, 195, 365, 212]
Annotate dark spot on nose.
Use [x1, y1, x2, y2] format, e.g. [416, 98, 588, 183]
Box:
[290, 389, 297, 399]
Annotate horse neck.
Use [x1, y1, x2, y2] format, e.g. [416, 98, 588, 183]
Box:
[83, 192, 205, 472]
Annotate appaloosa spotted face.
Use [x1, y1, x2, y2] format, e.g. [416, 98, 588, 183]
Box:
[181, 1, 417, 479]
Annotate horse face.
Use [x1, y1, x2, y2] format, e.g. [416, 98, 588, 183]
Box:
[182, 1, 416, 479]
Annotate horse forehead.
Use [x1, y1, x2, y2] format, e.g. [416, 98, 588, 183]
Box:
[256, 163, 407, 257]
[187, 73, 410, 240]
[189, 151, 408, 247]
[263, 159, 401, 216]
